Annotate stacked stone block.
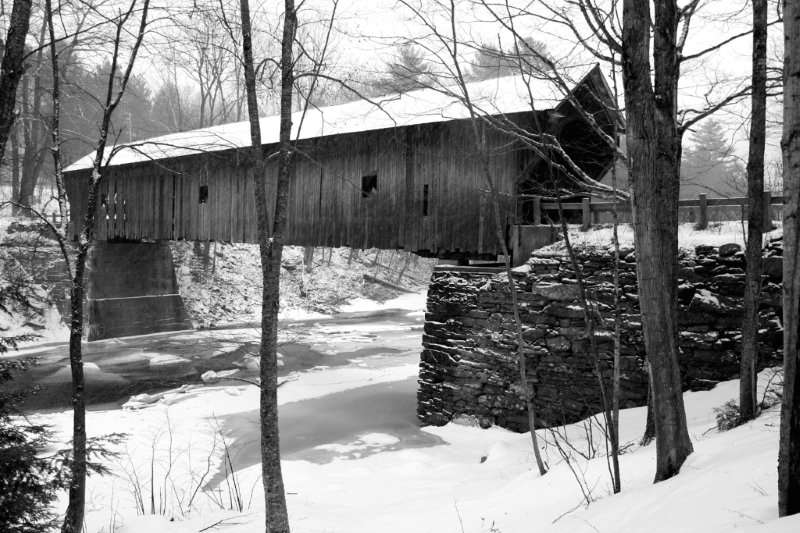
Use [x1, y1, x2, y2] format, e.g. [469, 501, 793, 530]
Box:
[418, 238, 784, 432]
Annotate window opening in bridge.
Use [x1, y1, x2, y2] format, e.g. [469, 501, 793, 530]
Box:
[199, 184, 209, 204]
[361, 173, 377, 198]
[423, 184, 429, 216]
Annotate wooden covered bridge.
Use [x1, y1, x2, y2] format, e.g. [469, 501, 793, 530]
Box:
[63, 64, 619, 339]
[65, 64, 619, 259]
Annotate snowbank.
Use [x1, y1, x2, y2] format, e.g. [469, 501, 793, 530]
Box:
[539, 221, 783, 256]
[338, 291, 427, 315]
[30, 350, 793, 533]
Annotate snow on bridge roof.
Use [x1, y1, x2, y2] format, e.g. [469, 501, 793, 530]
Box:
[65, 65, 597, 172]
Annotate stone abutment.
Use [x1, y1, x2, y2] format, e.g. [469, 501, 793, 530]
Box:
[417, 239, 784, 432]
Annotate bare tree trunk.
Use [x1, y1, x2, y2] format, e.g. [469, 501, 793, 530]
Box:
[608, 53, 623, 494]
[10, 122, 19, 213]
[239, 0, 294, 530]
[61, 249, 88, 533]
[779, 0, 800, 517]
[17, 73, 31, 205]
[640, 376, 656, 446]
[555, 196, 619, 493]
[43, 4, 79, 531]
[17, 20, 47, 210]
[739, 0, 768, 424]
[621, 0, 692, 482]
[439, 4, 547, 474]
[0, 0, 32, 168]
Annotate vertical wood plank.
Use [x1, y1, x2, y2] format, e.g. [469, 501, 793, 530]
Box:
[698, 193, 708, 229]
[763, 190, 772, 231]
[581, 197, 591, 231]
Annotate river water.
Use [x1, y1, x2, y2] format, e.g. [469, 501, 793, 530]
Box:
[10, 309, 439, 467]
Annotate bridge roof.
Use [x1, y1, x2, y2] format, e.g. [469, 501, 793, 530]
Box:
[65, 64, 602, 172]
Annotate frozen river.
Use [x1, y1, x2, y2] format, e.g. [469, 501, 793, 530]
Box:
[11, 307, 439, 468]
[9, 309, 424, 410]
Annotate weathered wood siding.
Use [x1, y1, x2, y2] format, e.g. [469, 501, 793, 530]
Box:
[65, 114, 526, 256]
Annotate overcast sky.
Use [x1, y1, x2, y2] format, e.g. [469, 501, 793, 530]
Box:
[50, 0, 781, 166]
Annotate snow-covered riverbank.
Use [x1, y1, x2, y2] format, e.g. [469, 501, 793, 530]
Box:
[28, 333, 798, 533]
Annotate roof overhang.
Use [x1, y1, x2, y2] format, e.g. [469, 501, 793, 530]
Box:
[65, 63, 614, 173]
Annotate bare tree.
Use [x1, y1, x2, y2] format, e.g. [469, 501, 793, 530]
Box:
[38, 2, 152, 531]
[474, 0, 626, 491]
[0, 0, 32, 166]
[239, 0, 295, 529]
[395, 0, 628, 478]
[740, 0, 768, 424]
[165, 2, 241, 127]
[780, 0, 800, 517]
[16, 18, 49, 210]
[535, 0, 781, 478]
[620, 0, 693, 482]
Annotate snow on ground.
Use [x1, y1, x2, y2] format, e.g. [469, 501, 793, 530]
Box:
[0, 302, 69, 350]
[337, 291, 427, 315]
[171, 242, 434, 328]
[32, 353, 795, 533]
[539, 221, 783, 256]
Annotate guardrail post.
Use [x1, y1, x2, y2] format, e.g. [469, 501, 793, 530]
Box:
[532, 196, 541, 225]
[581, 197, 591, 231]
[697, 193, 708, 229]
[763, 190, 772, 231]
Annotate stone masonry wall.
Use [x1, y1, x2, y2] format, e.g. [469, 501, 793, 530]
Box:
[417, 239, 784, 432]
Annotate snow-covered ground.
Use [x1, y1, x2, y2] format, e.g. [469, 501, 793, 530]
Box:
[171, 243, 435, 328]
[337, 291, 427, 316]
[539, 221, 783, 256]
[31, 339, 797, 533]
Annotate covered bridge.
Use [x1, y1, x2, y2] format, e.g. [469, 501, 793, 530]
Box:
[65, 64, 619, 260]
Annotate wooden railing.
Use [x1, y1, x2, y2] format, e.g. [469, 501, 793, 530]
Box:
[526, 192, 783, 231]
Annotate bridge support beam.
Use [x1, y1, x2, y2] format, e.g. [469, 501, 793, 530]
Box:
[86, 241, 192, 340]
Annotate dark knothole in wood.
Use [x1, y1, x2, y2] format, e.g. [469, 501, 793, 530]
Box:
[199, 184, 209, 204]
[423, 184, 429, 216]
[361, 173, 377, 198]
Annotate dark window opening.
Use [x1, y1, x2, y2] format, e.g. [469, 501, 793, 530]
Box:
[361, 174, 377, 198]
[422, 184, 429, 216]
[199, 184, 209, 204]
